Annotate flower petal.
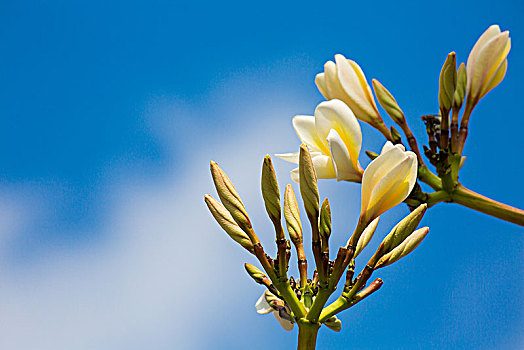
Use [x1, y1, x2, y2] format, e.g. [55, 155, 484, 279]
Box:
[311, 153, 337, 179]
[273, 312, 294, 331]
[366, 153, 417, 218]
[361, 145, 407, 214]
[292, 115, 329, 153]
[315, 73, 329, 99]
[481, 58, 507, 98]
[275, 152, 299, 164]
[324, 60, 348, 101]
[327, 129, 362, 182]
[255, 292, 273, 314]
[314, 99, 362, 168]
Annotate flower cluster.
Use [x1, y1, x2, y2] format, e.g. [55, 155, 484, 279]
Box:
[204, 24, 522, 349]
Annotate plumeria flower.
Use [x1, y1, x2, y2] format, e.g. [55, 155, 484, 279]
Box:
[276, 99, 363, 183]
[360, 141, 418, 224]
[315, 54, 388, 136]
[466, 25, 511, 108]
[255, 291, 294, 331]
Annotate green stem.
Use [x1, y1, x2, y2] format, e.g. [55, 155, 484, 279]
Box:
[417, 165, 442, 191]
[450, 184, 524, 226]
[274, 281, 307, 319]
[426, 190, 451, 207]
[297, 319, 320, 350]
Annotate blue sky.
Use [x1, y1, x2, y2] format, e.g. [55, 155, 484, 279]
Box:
[0, 0, 522, 349]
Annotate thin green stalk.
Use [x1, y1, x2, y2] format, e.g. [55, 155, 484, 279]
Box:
[450, 184, 524, 226]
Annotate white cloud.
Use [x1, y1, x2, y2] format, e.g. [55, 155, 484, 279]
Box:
[0, 74, 324, 349]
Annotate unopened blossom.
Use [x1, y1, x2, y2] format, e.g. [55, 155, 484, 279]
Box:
[255, 292, 294, 331]
[360, 141, 418, 224]
[276, 99, 363, 183]
[315, 54, 388, 133]
[466, 25, 511, 107]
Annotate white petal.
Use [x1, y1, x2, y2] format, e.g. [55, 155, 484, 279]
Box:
[273, 312, 294, 331]
[381, 141, 405, 154]
[327, 129, 362, 182]
[324, 60, 347, 101]
[290, 168, 299, 183]
[255, 292, 273, 314]
[314, 99, 362, 167]
[467, 25, 502, 76]
[292, 115, 329, 153]
[311, 153, 337, 179]
[467, 32, 510, 100]
[315, 73, 329, 99]
[275, 152, 299, 164]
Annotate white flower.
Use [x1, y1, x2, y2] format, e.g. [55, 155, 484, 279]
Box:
[255, 292, 294, 331]
[315, 54, 385, 129]
[466, 25, 511, 106]
[360, 142, 418, 223]
[276, 99, 363, 183]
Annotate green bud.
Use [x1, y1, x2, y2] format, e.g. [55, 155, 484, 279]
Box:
[453, 63, 467, 110]
[244, 263, 267, 284]
[438, 52, 457, 113]
[372, 79, 405, 125]
[365, 150, 379, 160]
[353, 217, 380, 258]
[375, 227, 429, 268]
[204, 194, 254, 253]
[210, 161, 253, 236]
[261, 155, 281, 224]
[284, 184, 303, 244]
[299, 144, 319, 221]
[390, 125, 402, 144]
[323, 316, 342, 332]
[381, 204, 427, 254]
[264, 290, 281, 306]
[319, 198, 331, 240]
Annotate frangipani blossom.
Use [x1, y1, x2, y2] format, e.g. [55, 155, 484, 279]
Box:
[276, 99, 363, 183]
[466, 25, 511, 106]
[360, 142, 418, 223]
[315, 54, 387, 132]
[255, 292, 294, 331]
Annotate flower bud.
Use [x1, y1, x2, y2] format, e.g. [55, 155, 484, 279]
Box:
[390, 125, 402, 144]
[284, 184, 303, 244]
[380, 203, 427, 254]
[319, 198, 332, 240]
[360, 142, 418, 224]
[204, 194, 254, 253]
[365, 150, 379, 160]
[261, 155, 282, 225]
[352, 217, 380, 258]
[439, 52, 457, 114]
[299, 144, 320, 221]
[244, 263, 267, 284]
[210, 161, 253, 236]
[375, 227, 429, 268]
[453, 63, 467, 110]
[372, 79, 405, 125]
[466, 25, 510, 108]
